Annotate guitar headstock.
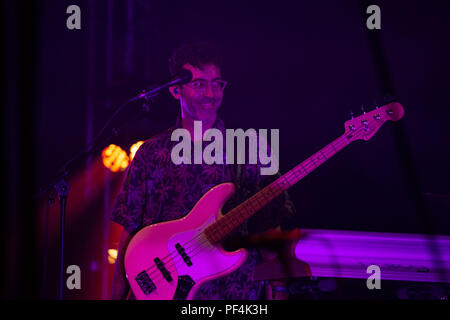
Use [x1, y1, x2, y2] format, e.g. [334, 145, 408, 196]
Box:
[344, 102, 404, 142]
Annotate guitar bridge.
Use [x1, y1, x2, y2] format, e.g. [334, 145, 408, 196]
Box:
[135, 271, 156, 295]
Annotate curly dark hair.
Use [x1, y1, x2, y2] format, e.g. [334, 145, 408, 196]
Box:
[168, 41, 224, 77]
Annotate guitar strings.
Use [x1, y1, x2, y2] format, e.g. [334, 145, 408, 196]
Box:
[141, 147, 334, 283]
[139, 115, 387, 286]
[142, 122, 372, 284]
[142, 146, 329, 281]
[140, 121, 377, 284]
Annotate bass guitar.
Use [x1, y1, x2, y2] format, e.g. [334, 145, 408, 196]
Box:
[124, 102, 405, 299]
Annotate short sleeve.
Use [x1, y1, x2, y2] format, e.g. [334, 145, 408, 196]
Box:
[110, 145, 147, 235]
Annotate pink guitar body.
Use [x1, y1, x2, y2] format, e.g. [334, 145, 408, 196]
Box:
[124, 182, 247, 300]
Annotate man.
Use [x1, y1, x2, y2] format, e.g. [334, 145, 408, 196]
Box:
[110, 41, 297, 300]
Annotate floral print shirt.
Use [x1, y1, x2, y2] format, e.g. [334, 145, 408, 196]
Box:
[110, 116, 296, 300]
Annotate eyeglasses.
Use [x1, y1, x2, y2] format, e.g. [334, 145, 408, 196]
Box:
[184, 79, 228, 92]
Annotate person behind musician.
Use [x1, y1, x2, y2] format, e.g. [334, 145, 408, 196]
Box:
[110, 41, 297, 300]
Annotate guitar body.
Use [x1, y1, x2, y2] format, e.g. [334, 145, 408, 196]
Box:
[124, 182, 248, 300]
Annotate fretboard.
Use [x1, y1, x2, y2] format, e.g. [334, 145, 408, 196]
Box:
[203, 134, 351, 243]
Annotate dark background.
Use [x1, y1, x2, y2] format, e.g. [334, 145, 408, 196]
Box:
[2, 0, 449, 299]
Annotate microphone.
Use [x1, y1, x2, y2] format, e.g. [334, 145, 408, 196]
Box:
[133, 69, 193, 101]
[171, 69, 194, 85]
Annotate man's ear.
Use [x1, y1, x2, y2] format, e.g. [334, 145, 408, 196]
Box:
[169, 85, 181, 100]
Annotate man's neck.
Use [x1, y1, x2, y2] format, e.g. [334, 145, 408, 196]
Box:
[181, 115, 216, 142]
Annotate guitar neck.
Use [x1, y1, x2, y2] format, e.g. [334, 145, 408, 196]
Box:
[204, 134, 352, 243]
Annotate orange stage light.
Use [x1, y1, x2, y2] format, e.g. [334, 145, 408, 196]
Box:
[102, 144, 129, 172]
[129, 141, 144, 162]
[107, 249, 118, 264]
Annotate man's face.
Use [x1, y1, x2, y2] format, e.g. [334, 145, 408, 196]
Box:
[172, 63, 224, 122]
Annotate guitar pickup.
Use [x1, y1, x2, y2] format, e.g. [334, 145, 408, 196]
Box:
[135, 271, 156, 295]
[175, 243, 192, 267]
[154, 257, 173, 282]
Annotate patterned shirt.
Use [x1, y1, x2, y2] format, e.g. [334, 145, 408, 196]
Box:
[110, 116, 296, 300]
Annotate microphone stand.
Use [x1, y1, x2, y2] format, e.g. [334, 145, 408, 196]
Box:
[35, 89, 160, 300]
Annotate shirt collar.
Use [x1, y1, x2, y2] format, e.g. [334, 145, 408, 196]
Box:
[174, 113, 226, 134]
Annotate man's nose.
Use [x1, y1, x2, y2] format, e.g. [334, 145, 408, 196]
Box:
[204, 83, 214, 97]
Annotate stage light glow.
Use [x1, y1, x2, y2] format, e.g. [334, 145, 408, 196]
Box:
[108, 249, 118, 264]
[130, 141, 144, 161]
[102, 144, 129, 172]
